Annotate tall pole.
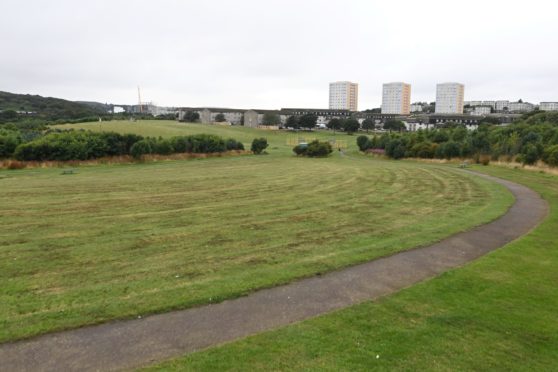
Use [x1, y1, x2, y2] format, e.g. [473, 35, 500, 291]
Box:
[138, 86, 143, 114]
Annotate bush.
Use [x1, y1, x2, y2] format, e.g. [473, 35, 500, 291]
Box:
[543, 145, 558, 166]
[356, 135, 371, 152]
[521, 143, 540, 165]
[293, 144, 307, 156]
[251, 138, 268, 154]
[190, 134, 226, 153]
[444, 141, 461, 159]
[171, 136, 193, 153]
[0, 134, 21, 158]
[130, 140, 153, 159]
[293, 140, 332, 157]
[306, 140, 333, 157]
[225, 138, 244, 151]
[385, 139, 406, 159]
[154, 139, 174, 155]
[410, 142, 435, 158]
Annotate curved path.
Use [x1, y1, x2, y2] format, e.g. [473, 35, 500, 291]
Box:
[0, 171, 548, 371]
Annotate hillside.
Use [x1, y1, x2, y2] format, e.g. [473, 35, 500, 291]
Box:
[0, 91, 105, 120]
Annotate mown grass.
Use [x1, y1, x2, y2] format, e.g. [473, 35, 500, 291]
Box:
[53, 120, 355, 156]
[0, 148, 512, 343]
[146, 165, 558, 371]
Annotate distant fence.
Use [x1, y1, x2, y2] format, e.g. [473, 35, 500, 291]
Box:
[330, 140, 347, 150]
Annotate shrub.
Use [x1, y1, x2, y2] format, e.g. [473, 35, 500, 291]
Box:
[521, 143, 540, 165]
[356, 135, 371, 152]
[0, 134, 21, 158]
[385, 139, 406, 159]
[251, 138, 268, 154]
[190, 134, 226, 153]
[171, 136, 193, 153]
[130, 140, 153, 159]
[154, 139, 174, 155]
[293, 144, 307, 156]
[293, 140, 332, 157]
[410, 142, 435, 158]
[305, 140, 333, 157]
[444, 141, 461, 159]
[543, 145, 558, 166]
[225, 138, 244, 151]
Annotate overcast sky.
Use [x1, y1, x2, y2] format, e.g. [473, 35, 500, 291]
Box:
[1, 0, 557, 109]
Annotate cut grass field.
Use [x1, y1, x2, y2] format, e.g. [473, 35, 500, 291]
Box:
[146, 166, 558, 371]
[53, 120, 351, 155]
[0, 122, 513, 343]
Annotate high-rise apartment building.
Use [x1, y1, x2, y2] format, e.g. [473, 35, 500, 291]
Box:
[435, 83, 465, 114]
[381, 82, 411, 115]
[329, 81, 358, 111]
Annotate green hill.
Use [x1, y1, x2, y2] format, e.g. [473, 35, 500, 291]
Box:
[0, 91, 105, 120]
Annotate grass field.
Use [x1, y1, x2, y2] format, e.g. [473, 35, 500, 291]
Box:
[146, 166, 558, 371]
[53, 120, 354, 155]
[0, 121, 513, 343]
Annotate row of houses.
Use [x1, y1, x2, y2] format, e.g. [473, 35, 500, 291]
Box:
[177, 107, 354, 127]
[177, 106, 521, 129]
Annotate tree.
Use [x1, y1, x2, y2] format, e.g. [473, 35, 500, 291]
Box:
[215, 113, 226, 122]
[286, 115, 299, 129]
[298, 114, 317, 129]
[0, 110, 17, 120]
[520, 143, 539, 165]
[182, 110, 200, 123]
[343, 118, 360, 134]
[251, 137, 268, 154]
[383, 119, 405, 132]
[327, 118, 342, 134]
[262, 112, 281, 126]
[361, 118, 375, 133]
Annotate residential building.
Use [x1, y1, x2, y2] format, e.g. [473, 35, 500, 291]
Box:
[381, 82, 411, 115]
[540, 102, 558, 111]
[495, 100, 510, 112]
[465, 101, 496, 110]
[435, 83, 465, 114]
[472, 106, 492, 116]
[508, 101, 535, 113]
[410, 103, 423, 112]
[329, 81, 359, 111]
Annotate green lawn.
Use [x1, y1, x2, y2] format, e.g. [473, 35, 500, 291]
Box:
[146, 166, 558, 371]
[0, 130, 512, 343]
[53, 120, 357, 156]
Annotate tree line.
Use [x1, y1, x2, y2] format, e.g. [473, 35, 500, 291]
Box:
[1, 129, 245, 161]
[356, 112, 558, 166]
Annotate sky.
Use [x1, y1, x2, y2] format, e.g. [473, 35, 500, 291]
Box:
[1, 0, 557, 109]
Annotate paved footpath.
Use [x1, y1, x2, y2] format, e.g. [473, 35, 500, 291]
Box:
[0, 171, 549, 371]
